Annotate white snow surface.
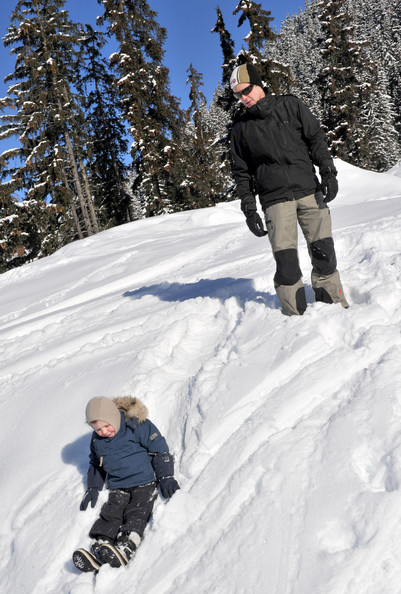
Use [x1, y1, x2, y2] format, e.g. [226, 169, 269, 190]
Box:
[1, 159, 401, 593]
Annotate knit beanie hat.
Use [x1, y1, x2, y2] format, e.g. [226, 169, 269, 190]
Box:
[230, 63, 263, 90]
[85, 397, 121, 432]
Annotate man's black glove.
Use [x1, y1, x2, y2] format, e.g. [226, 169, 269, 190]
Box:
[80, 488, 99, 510]
[241, 199, 267, 238]
[320, 166, 338, 203]
[159, 477, 180, 499]
[245, 212, 268, 237]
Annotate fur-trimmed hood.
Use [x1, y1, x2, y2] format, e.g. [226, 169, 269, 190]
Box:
[113, 396, 148, 424]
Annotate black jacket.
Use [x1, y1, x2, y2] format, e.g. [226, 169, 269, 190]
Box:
[230, 94, 336, 211]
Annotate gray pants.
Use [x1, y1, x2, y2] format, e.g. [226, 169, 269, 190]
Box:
[264, 193, 348, 316]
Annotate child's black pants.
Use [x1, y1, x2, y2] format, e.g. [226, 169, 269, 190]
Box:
[89, 482, 157, 542]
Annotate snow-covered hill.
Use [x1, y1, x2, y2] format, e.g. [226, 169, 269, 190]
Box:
[1, 160, 401, 594]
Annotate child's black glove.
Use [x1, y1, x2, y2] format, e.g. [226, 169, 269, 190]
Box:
[80, 487, 99, 510]
[159, 477, 180, 499]
[152, 452, 179, 497]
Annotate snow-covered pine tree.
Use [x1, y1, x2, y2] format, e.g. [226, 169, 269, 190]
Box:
[349, 0, 401, 145]
[211, 6, 237, 117]
[340, 0, 401, 166]
[0, 183, 59, 271]
[0, 175, 24, 271]
[1, 0, 99, 242]
[171, 65, 231, 210]
[270, 0, 401, 170]
[386, 0, 401, 140]
[205, 85, 235, 201]
[97, 0, 183, 217]
[271, 3, 323, 117]
[233, 0, 291, 94]
[358, 60, 401, 170]
[77, 25, 133, 227]
[184, 65, 215, 208]
[315, 0, 374, 165]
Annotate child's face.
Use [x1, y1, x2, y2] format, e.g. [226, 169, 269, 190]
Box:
[90, 420, 116, 438]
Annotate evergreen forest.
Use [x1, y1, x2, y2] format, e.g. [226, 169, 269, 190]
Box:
[1, 0, 400, 272]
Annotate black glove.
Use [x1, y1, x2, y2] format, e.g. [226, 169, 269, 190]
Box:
[245, 212, 268, 237]
[80, 488, 99, 511]
[320, 166, 338, 203]
[152, 453, 179, 497]
[158, 477, 180, 499]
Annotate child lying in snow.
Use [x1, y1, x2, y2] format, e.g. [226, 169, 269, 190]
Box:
[73, 396, 179, 573]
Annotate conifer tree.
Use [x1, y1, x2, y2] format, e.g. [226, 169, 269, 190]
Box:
[0, 175, 22, 272]
[271, 4, 323, 116]
[167, 66, 225, 210]
[211, 6, 240, 198]
[315, 0, 373, 164]
[182, 65, 229, 208]
[77, 25, 132, 227]
[213, 2, 290, 112]
[211, 6, 237, 116]
[98, 0, 183, 216]
[0, 186, 59, 272]
[272, 0, 401, 170]
[233, 0, 291, 94]
[1, 0, 99, 244]
[206, 89, 236, 201]
[388, 0, 401, 137]
[365, 0, 401, 142]
[342, 0, 401, 163]
[358, 59, 401, 170]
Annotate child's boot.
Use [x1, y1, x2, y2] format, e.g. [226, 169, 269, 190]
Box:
[72, 538, 109, 573]
[90, 538, 111, 559]
[72, 547, 103, 573]
[98, 532, 140, 567]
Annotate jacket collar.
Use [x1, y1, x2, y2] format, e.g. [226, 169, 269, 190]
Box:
[248, 95, 274, 119]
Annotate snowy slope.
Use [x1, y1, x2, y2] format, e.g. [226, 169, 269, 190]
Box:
[1, 160, 401, 594]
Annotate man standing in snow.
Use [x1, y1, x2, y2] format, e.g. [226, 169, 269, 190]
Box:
[229, 62, 348, 316]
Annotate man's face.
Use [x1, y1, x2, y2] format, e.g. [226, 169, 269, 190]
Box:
[233, 83, 265, 108]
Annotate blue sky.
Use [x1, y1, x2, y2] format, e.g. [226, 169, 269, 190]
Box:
[1, 0, 305, 108]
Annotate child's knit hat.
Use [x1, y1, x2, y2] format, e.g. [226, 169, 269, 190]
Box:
[85, 397, 121, 432]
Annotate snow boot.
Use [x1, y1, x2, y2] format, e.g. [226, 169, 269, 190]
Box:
[72, 548, 102, 573]
[98, 532, 137, 568]
[90, 538, 110, 559]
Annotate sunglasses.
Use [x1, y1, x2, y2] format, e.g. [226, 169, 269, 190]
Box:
[233, 84, 254, 100]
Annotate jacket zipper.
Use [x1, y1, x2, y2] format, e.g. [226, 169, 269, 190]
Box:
[274, 119, 295, 200]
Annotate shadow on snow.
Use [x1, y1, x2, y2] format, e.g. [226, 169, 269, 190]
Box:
[123, 277, 279, 309]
